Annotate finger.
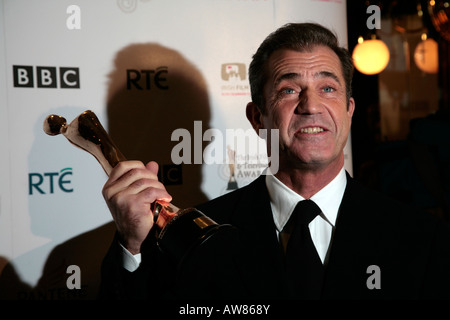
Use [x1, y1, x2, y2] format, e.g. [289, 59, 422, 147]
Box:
[137, 186, 173, 207]
[145, 161, 173, 202]
[104, 171, 154, 201]
[111, 183, 171, 217]
[103, 163, 154, 200]
[107, 161, 146, 185]
[104, 166, 168, 203]
[128, 178, 171, 201]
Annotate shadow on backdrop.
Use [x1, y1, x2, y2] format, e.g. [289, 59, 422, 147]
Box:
[0, 223, 116, 300]
[106, 43, 211, 208]
[0, 106, 116, 300]
[0, 43, 211, 299]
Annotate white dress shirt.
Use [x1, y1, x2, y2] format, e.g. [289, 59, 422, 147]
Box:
[120, 242, 141, 272]
[265, 167, 347, 264]
[121, 167, 347, 271]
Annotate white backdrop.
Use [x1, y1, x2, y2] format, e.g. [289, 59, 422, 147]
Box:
[0, 0, 350, 299]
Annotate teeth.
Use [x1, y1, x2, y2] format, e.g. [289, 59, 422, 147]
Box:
[300, 127, 324, 134]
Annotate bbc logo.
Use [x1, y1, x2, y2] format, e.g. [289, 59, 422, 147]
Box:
[13, 65, 80, 88]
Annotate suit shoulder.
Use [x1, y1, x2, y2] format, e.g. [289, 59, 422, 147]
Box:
[195, 185, 247, 223]
[194, 176, 264, 223]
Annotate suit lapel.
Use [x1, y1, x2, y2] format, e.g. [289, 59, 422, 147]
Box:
[322, 175, 384, 298]
[232, 174, 380, 299]
[203, 173, 387, 298]
[231, 175, 289, 298]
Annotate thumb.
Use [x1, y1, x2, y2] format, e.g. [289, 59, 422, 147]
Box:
[145, 161, 160, 176]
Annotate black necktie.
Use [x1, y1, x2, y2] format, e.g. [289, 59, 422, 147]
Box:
[281, 199, 324, 299]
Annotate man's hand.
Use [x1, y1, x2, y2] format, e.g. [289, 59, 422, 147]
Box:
[102, 161, 172, 254]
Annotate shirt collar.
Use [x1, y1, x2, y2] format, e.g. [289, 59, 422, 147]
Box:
[265, 167, 347, 232]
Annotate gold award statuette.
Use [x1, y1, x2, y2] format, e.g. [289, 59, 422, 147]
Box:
[44, 110, 232, 265]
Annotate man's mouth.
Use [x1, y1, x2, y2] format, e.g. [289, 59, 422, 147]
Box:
[299, 126, 325, 134]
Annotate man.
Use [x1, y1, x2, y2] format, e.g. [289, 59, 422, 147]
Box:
[99, 23, 450, 299]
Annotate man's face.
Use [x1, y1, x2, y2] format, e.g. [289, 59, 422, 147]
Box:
[250, 46, 355, 172]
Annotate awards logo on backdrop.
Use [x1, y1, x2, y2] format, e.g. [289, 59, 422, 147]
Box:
[0, 0, 349, 299]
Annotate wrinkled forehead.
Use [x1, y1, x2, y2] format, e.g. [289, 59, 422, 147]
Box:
[265, 46, 344, 84]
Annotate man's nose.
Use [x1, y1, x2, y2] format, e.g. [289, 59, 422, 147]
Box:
[296, 89, 322, 115]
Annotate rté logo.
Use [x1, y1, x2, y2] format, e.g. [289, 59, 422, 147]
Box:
[13, 65, 80, 89]
[126, 67, 169, 90]
[29, 168, 74, 195]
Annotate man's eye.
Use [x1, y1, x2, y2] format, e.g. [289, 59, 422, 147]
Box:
[283, 88, 296, 94]
[323, 86, 335, 93]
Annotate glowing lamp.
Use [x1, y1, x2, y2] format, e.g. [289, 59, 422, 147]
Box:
[414, 34, 439, 74]
[352, 36, 390, 75]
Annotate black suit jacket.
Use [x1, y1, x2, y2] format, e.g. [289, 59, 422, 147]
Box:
[99, 174, 450, 299]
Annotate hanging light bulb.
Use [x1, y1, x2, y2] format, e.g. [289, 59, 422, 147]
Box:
[352, 35, 390, 75]
[414, 33, 439, 74]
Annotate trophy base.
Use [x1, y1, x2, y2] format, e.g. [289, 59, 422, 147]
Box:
[227, 181, 238, 190]
[157, 208, 233, 265]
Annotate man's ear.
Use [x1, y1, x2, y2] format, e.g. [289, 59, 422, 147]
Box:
[246, 102, 264, 132]
[347, 97, 355, 121]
